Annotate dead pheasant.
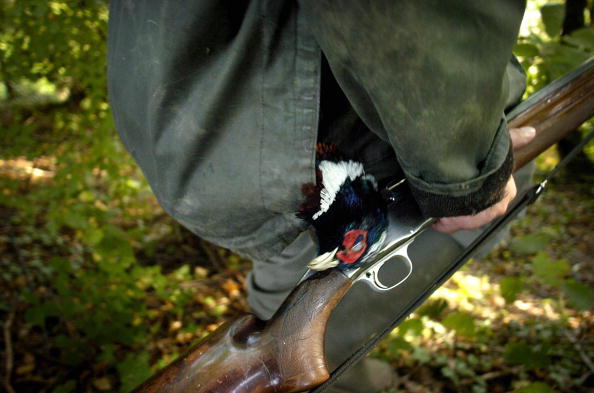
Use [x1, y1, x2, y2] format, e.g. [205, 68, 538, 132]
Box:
[299, 144, 388, 271]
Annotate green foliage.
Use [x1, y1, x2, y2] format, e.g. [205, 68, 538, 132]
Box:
[504, 231, 593, 312]
[514, 2, 594, 95]
[500, 276, 525, 303]
[532, 252, 571, 287]
[417, 298, 449, 319]
[0, 1, 229, 391]
[510, 233, 552, 255]
[504, 342, 550, 370]
[51, 380, 78, 393]
[515, 382, 558, 393]
[117, 352, 153, 393]
[540, 3, 565, 38]
[397, 317, 424, 338]
[562, 280, 594, 311]
[442, 311, 477, 338]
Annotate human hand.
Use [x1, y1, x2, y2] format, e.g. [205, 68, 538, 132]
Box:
[432, 126, 536, 234]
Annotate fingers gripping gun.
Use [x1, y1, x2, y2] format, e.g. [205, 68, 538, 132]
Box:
[133, 59, 594, 393]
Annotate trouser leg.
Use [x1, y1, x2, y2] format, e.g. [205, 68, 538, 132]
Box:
[247, 230, 317, 320]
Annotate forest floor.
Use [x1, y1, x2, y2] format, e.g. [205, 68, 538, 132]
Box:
[1, 156, 593, 393]
[372, 168, 594, 393]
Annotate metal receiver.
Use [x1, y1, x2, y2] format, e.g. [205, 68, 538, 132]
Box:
[347, 179, 434, 291]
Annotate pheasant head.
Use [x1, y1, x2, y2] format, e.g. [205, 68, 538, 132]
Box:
[299, 153, 388, 271]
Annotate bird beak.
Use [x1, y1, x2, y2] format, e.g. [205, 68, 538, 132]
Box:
[307, 248, 339, 271]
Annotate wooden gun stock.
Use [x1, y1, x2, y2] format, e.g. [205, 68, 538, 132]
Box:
[133, 59, 594, 393]
[132, 269, 352, 393]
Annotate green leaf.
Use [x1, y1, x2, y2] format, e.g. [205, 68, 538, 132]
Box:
[532, 252, 570, 288]
[412, 347, 431, 363]
[99, 345, 117, 364]
[387, 336, 413, 354]
[78, 190, 95, 202]
[172, 264, 191, 281]
[24, 302, 59, 326]
[562, 280, 594, 311]
[417, 298, 448, 320]
[503, 342, 549, 369]
[514, 382, 557, 393]
[117, 351, 153, 393]
[546, 44, 592, 74]
[54, 334, 75, 349]
[564, 27, 594, 50]
[500, 276, 524, 304]
[82, 226, 104, 246]
[51, 380, 77, 393]
[510, 233, 552, 255]
[442, 311, 476, 338]
[397, 318, 423, 338]
[514, 43, 540, 58]
[540, 3, 565, 38]
[95, 225, 136, 268]
[61, 209, 88, 230]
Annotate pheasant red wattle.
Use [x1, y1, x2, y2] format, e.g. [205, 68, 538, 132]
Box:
[298, 144, 388, 271]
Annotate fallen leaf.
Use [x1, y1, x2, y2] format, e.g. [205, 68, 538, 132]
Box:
[92, 377, 112, 391]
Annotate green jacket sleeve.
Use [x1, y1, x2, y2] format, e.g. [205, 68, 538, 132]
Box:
[301, 0, 526, 217]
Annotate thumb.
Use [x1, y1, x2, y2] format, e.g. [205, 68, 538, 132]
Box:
[510, 126, 536, 150]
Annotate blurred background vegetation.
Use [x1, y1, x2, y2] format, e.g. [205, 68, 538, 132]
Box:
[0, 1, 593, 392]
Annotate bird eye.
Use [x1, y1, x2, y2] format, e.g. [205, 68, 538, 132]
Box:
[337, 230, 368, 264]
[351, 234, 365, 252]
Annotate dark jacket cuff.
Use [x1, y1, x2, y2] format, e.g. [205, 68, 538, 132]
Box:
[409, 145, 514, 218]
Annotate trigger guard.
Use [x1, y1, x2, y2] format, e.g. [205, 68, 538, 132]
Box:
[360, 246, 413, 292]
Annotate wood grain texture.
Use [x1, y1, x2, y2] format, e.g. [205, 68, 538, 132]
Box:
[510, 64, 594, 170]
[131, 269, 352, 393]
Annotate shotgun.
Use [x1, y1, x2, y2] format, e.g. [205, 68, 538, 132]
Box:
[132, 59, 594, 393]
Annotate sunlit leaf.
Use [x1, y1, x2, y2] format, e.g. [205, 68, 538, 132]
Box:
[514, 42, 540, 58]
[78, 190, 95, 202]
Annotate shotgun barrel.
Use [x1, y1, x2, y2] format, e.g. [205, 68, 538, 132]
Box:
[132, 58, 594, 393]
[509, 59, 594, 169]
